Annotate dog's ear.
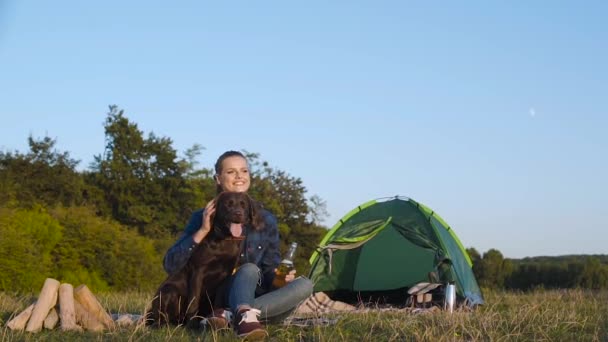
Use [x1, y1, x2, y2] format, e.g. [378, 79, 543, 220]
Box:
[215, 192, 230, 212]
[209, 193, 223, 225]
[209, 210, 216, 227]
[247, 195, 265, 231]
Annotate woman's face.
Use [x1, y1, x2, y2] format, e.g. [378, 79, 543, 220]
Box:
[216, 156, 250, 193]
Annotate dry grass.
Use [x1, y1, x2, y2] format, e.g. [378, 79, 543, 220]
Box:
[1, 289, 606, 341]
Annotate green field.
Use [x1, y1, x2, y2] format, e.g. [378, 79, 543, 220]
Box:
[1, 289, 606, 341]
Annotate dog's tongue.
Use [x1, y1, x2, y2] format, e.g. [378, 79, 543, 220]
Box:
[230, 223, 243, 238]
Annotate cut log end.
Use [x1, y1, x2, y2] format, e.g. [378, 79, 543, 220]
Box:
[6, 303, 36, 331]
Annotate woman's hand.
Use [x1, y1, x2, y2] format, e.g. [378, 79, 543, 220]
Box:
[285, 269, 297, 283]
[193, 199, 215, 244]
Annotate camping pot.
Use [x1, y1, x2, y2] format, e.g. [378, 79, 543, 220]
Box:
[444, 282, 456, 313]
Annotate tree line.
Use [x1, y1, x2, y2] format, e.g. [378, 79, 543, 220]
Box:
[1, 105, 606, 293]
[467, 248, 608, 290]
[0, 106, 327, 292]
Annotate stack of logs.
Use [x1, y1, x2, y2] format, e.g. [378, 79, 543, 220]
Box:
[6, 278, 117, 333]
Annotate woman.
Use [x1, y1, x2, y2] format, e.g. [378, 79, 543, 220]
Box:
[163, 151, 313, 340]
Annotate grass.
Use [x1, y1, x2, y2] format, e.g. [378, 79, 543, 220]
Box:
[1, 289, 606, 341]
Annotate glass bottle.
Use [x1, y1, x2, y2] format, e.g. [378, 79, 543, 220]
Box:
[272, 242, 298, 288]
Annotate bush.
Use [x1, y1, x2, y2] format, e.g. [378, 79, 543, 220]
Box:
[0, 207, 63, 292]
[51, 206, 165, 292]
[0, 205, 166, 293]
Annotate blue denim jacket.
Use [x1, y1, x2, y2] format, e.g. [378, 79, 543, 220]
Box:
[163, 208, 281, 291]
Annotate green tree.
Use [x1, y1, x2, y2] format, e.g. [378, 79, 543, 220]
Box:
[476, 249, 514, 288]
[0, 136, 85, 208]
[88, 106, 195, 238]
[576, 257, 608, 289]
[467, 247, 482, 267]
[308, 195, 329, 226]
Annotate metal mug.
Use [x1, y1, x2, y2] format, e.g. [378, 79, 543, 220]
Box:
[444, 282, 456, 313]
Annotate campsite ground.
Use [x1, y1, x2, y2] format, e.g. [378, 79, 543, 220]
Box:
[1, 289, 606, 341]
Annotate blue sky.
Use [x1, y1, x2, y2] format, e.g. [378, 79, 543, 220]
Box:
[1, 1, 606, 258]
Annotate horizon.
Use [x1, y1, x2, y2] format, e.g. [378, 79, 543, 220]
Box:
[1, 1, 606, 259]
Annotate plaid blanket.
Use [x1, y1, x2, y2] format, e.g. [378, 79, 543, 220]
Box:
[293, 292, 356, 316]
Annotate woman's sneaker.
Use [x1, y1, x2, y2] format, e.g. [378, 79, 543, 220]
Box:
[204, 308, 233, 330]
[235, 308, 267, 340]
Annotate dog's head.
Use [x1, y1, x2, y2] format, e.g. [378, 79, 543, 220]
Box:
[211, 192, 265, 239]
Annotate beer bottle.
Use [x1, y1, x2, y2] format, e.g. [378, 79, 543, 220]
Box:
[272, 242, 298, 288]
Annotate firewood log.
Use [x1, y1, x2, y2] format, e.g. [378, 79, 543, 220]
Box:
[112, 313, 144, 327]
[6, 303, 35, 331]
[58, 283, 82, 331]
[43, 308, 59, 329]
[74, 284, 114, 329]
[115, 314, 135, 326]
[74, 300, 104, 332]
[25, 278, 60, 333]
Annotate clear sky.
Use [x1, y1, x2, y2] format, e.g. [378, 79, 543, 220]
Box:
[1, 1, 606, 258]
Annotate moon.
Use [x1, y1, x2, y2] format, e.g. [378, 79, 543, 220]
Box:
[529, 108, 536, 117]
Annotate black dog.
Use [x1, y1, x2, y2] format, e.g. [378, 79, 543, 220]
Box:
[147, 192, 264, 327]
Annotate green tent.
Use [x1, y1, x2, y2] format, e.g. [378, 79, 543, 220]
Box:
[309, 196, 484, 306]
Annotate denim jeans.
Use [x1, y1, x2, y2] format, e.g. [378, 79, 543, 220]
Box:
[226, 263, 313, 323]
